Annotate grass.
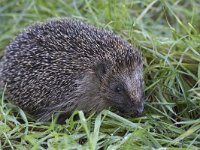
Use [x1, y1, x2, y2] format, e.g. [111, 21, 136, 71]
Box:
[0, 0, 200, 149]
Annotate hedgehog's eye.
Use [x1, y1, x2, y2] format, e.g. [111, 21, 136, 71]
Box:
[114, 85, 124, 93]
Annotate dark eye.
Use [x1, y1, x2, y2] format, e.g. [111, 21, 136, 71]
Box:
[114, 85, 124, 93]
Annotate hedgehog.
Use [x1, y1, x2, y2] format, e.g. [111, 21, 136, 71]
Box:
[0, 19, 144, 121]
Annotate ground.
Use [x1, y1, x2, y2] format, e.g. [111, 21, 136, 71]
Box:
[0, 0, 200, 149]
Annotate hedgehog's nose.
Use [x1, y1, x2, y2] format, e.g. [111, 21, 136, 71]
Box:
[136, 107, 143, 116]
[135, 103, 144, 116]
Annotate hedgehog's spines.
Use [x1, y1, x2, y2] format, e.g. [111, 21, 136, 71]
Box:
[1, 19, 143, 121]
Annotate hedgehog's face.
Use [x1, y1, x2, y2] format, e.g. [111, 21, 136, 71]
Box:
[95, 61, 144, 117]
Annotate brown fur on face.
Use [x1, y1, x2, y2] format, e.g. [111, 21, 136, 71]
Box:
[74, 55, 144, 117]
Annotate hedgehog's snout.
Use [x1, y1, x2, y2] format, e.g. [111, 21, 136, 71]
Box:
[117, 100, 144, 117]
[134, 90, 144, 116]
[133, 101, 144, 116]
[125, 84, 144, 117]
[128, 88, 144, 117]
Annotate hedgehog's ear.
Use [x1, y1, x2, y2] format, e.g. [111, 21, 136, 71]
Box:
[94, 62, 110, 80]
